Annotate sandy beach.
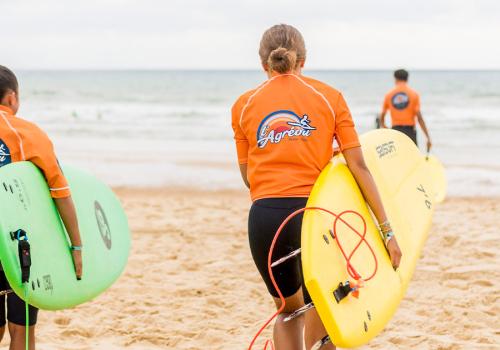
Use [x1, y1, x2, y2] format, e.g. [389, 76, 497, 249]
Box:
[1, 188, 497, 350]
[2, 1, 499, 348]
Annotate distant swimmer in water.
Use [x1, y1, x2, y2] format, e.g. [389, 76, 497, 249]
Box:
[379, 69, 432, 152]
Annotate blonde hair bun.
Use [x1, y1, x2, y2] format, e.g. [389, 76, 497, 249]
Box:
[268, 47, 297, 74]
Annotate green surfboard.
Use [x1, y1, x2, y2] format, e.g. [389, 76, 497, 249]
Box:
[0, 162, 130, 310]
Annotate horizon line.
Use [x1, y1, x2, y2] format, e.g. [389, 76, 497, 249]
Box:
[13, 68, 500, 72]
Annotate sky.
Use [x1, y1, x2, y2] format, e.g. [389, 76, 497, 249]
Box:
[1, 0, 499, 70]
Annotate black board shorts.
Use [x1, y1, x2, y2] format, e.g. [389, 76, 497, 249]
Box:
[0, 270, 38, 326]
[392, 125, 418, 145]
[248, 197, 311, 304]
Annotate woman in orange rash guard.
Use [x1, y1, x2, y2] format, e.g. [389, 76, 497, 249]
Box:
[231, 25, 402, 350]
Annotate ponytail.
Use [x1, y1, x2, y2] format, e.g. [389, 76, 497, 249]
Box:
[259, 24, 306, 74]
[267, 47, 297, 74]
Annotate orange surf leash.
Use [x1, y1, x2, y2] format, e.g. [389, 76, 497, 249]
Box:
[248, 207, 379, 350]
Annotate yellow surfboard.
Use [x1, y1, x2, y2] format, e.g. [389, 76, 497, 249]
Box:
[424, 154, 447, 204]
[301, 129, 446, 348]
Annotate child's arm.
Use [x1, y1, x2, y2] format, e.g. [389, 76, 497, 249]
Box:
[54, 196, 83, 280]
[23, 125, 84, 279]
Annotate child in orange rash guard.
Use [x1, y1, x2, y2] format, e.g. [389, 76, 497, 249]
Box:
[0, 65, 83, 350]
[232, 24, 402, 350]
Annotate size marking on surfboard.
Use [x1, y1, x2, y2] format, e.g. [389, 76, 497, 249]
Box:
[417, 184, 432, 209]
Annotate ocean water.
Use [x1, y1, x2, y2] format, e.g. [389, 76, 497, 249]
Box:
[14, 70, 500, 196]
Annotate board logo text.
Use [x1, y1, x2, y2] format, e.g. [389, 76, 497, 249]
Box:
[417, 184, 432, 209]
[95, 201, 112, 249]
[376, 141, 396, 158]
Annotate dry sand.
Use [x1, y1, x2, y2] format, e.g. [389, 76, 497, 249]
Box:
[1, 189, 498, 350]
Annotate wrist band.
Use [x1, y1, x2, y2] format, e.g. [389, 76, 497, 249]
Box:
[70, 245, 83, 251]
[379, 220, 390, 228]
[380, 226, 393, 237]
[384, 231, 394, 245]
[379, 220, 392, 231]
[381, 227, 392, 235]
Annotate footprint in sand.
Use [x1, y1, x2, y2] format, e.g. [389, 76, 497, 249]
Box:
[53, 316, 71, 326]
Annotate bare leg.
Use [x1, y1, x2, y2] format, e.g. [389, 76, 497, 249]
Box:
[272, 288, 305, 350]
[304, 309, 335, 350]
[8, 323, 35, 350]
[0, 325, 5, 342]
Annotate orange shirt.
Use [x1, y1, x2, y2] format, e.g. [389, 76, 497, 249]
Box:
[0, 105, 70, 198]
[382, 82, 420, 126]
[232, 74, 360, 201]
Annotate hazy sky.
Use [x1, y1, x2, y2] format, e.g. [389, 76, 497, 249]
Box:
[2, 0, 499, 70]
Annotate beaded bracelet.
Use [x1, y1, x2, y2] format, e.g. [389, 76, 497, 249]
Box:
[378, 221, 392, 232]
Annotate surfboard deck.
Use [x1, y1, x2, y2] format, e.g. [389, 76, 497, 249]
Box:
[0, 162, 130, 310]
[301, 129, 446, 348]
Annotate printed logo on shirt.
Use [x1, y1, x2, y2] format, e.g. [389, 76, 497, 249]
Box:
[257, 110, 316, 149]
[391, 92, 410, 110]
[0, 139, 12, 167]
